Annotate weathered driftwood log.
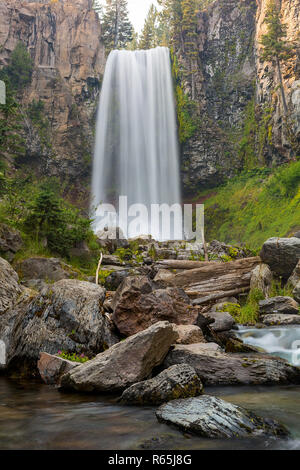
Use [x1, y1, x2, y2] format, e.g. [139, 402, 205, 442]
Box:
[168, 257, 261, 301]
[155, 260, 213, 270]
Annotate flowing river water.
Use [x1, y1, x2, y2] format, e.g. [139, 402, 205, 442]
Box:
[1, 326, 300, 450]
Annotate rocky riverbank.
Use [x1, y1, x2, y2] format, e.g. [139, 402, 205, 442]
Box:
[1, 233, 300, 438]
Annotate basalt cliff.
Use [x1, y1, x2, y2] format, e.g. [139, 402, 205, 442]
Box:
[0, 0, 299, 197]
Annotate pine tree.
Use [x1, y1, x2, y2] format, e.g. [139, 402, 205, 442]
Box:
[139, 4, 159, 50]
[260, 0, 295, 115]
[101, 0, 134, 53]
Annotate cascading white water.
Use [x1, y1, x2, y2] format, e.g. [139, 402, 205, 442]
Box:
[236, 326, 300, 366]
[91, 47, 181, 240]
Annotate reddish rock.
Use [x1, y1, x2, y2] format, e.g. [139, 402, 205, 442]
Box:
[38, 352, 79, 385]
[111, 276, 200, 337]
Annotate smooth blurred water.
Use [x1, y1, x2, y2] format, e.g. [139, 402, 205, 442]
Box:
[0, 377, 300, 450]
[91, 47, 181, 240]
[236, 326, 300, 366]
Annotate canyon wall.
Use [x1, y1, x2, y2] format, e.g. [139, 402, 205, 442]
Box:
[0, 0, 105, 201]
[180, 0, 300, 193]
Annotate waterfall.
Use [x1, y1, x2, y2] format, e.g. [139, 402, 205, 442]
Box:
[91, 47, 181, 240]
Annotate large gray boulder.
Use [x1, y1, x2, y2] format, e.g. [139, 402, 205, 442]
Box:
[120, 364, 203, 405]
[156, 396, 289, 439]
[60, 321, 178, 393]
[0, 279, 118, 376]
[173, 325, 206, 345]
[162, 344, 300, 386]
[111, 276, 200, 337]
[259, 296, 299, 315]
[16, 257, 79, 282]
[0, 257, 22, 315]
[260, 237, 300, 278]
[204, 311, 235, 332]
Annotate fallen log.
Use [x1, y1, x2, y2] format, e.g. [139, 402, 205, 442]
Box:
[155, 260, 213, 270]
[169, 257, 261, 303]
[192, 288, 250, 306]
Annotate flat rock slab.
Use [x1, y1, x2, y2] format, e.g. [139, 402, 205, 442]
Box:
[260, 237, 300, 278]
[259, 297, 299, 315]
[60, 321, 178, 393]
[120, 364, 203, 405]
[156, 396, 289, 439]
[38, 352, 79, 385]
[262, 314, 300, 326]
[163, 344, 300, 386]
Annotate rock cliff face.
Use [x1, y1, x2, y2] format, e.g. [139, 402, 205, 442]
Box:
[0, 0, 105, 200]
[180, 0, 300, 193]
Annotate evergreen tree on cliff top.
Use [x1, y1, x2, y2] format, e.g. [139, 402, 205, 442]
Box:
[139, 4, 159, 50]
[260, 0, 295, 115]
[101, 0, 134, 53]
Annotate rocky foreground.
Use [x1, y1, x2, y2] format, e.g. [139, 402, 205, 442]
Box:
[1, 233, 300, 438]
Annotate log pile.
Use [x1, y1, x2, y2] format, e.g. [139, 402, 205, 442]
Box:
[156, 257, 261, 304]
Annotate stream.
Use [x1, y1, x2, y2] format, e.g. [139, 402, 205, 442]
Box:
[1, 326, 300, 450]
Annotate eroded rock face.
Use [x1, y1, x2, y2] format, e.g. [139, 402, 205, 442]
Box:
[156, 396, 289, 439]
[259, 297, 299, 316]
[38, 352, 79, 385]
[163, 344, 300, 386]
[120, 364, 203, 406]
[16, 257, 78, 282]
[60, 321, 178, 393]
[2, 279, 118, 376]
[0, 257, 22, 315]
[111, 276, 200, 337]
[260, 238, 300, 278]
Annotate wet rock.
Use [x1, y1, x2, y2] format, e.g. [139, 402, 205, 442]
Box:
[262, 314, 300, 326]
[156, 396, 290, 439]
[38, 352, 79, 385]
[250, 264, 273, 297]
[259, 297, 299, 316]
[120, 364, 203, 405]
[2, 280, 118, 376]
[111, 276, 199, 337]
[162, 344, 300, 386]
[16, 257, 78, 282]
[203, 311, 235, 332]
[0, 257, 22, 315]
[173, 325, 206, 345]
[260, 237, 300, 278]
[0, 224, 23, 261]
[60, 321, 178, 393]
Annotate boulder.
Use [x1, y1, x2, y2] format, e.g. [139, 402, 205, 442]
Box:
[60, 321, 178, 393]
[2, 279, 118, 376]
[0, 224, 23, 261]
[38, 352, 79, 385]
[250, 264, 273, 297]
[104, 270, 130, 291]
[156, 396, 289, 439]
[259, 297, 299, 315]
[293, 282, 300, 303]
[203, 311, 235, 332]
[16, 257, 78, 282]
[120, 364, 203, 405]
[287, 260, 300, 288]
[0, 257, 22, 315]
[262, 314, 300, 326]
[96, 227, 129, 253]
[260, 237, 300, 278]
[162, 344, 300, 386]
[173, 325, 206, 345]
[111, 276, 199, 337]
